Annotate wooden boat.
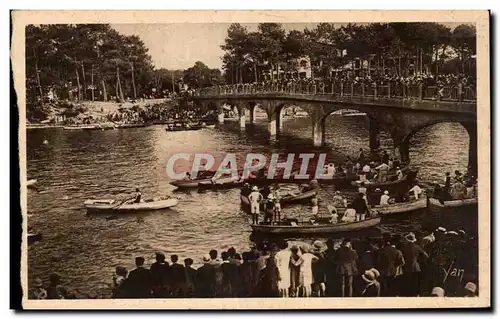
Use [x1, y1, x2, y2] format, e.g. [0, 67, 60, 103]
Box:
[83, 197, 178, 213]
[250, 216, 381, 235]
[28, 232, 42, 245]
[165, 122, 203, 132]
[27, 179, 37, 187]
[63, 125, 97, 130]
[350, 169, 418, 191]
[116, 123, 147, 128]
[373, 195, 428, 215]
[240, 189, 318, 210]
[428, 197, 478, 213]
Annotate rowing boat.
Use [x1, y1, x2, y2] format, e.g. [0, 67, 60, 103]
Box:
[84, 197, 178, 213]
[428, 197, 478, 213]
[350, 169, 418, 192]
[27, 179, 37, 187]
[373, 195, 427, 215]
[240, 189, 317, 210]
[250, 216, 381, 235]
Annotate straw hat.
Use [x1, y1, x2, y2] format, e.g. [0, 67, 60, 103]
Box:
[464, 282, 477, 294]
[312, 240, 327, 253]
[362, 270, 376, 283]
[252, 186, 259, 191]
[33, 278, 43, 288]
[431, 287, 445, 297]
[375, 188, 381, 192]
[405, 232, 417, 243]
[369, 268, 380, 279]
[384, 190, 389, 195]
[202, 254, 211, 263]
[268, 194, 275, 200]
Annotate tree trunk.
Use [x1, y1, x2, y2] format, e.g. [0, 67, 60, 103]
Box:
[254, 63, 258, 83]
[101, 80, 107, 102]
[75, 60, 81, 102]
[116, 65, 124, 101]
[130, 62, 137, 99]
[81, 62, 87, 100]
[239, 65, 243, 84]
[34, 57, 44, 107]
[91, 64, 95, 101]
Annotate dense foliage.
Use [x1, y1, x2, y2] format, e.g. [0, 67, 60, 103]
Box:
[220, 22, 477, 83]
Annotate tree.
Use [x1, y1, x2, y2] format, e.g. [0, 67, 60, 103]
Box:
[452, 24, 476, 73]
[257, 23, 286, 80]
[183, 61, 222, 89]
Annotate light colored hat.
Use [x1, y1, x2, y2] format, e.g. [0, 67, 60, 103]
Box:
[431, 287, 445, 297]
[384, 190, 389, 195]
[312, 240, 327, 253]
[202, 254, 211, 263]
[375, 188, 381, 192]
[252, 186, 259, 191]
[405, 232, 417, 243]
[328, 163, 334, 167]
[369, 268, 380, 279]
[33, 278, 43, 288]
[335, 190, 341, 194]
[362, 270, 376, 283]
[397, 166, 400, 169]
[464, 282, 477, 294]
[268, 194, 275, 199]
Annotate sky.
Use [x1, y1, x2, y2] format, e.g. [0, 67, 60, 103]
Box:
[111, 22, 462, 71]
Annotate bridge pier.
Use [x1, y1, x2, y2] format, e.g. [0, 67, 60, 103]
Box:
[462, 122, 478, 179]
[312, 117, 326, 147]
[249, 106, 255, 125]
[239, 113, 246, 130]
[369, 119, 381, 152]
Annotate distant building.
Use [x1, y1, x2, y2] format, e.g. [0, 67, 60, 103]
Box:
[262, 56, 312, 80]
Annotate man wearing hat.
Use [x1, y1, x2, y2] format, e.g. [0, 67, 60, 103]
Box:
[29, 278, 47, 299]
[464, 282, 477, 297]
[248, 186, 264, 224]
[264, 194, 275, 224]
[334, 238, 358, 297]
[361, 270, 380, 297]
[430, 286, 445, 297]
[196, 254, 217, 298]
[400, 232, 428, 296]
[396, 167, 403, 180]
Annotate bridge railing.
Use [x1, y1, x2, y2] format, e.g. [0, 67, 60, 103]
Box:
[194, 81, 476, 103]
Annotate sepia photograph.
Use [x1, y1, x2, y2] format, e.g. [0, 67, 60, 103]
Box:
[12, 10, 490, 309]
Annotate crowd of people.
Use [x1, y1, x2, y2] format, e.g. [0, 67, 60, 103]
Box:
[29, 228, 478, 299]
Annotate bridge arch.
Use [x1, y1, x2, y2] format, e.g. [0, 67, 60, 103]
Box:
[400, 120, 476, 179]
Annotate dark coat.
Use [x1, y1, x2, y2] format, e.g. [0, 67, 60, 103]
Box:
[195, 264, 216, 298]
[150, 262, 169, 284]
[334, 246, 358, 276]
[240, 261, 259, 297]
[258, 257, 279, 297]
[352, 197, 369, 215]
[169, 263, 187, 285]
[401, 242, 428, 273]
[377, 245, 404, 277]
[126, 266, 152, 298]
[221, 261, 241, 297]
[185, 266, 197, 297]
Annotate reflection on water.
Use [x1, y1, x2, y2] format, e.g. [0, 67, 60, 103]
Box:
[26, 116, 470, 298]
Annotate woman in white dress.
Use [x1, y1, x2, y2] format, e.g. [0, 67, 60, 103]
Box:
[290, 243, 318, 297]
[275, 240, 292, 297]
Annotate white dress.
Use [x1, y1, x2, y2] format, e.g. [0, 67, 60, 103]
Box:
[275, 249, 292, 290]
[298, 253, 316, 287]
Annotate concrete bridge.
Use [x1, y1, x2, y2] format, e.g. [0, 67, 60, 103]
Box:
[188, 81, 477, 177]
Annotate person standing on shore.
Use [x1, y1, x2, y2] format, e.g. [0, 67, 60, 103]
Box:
[150, 252, 170, 297]
[196, 254, 216, 298]
[400, 232, 428, 296]
[169, 254, 186, 297]
[275, 240, 292, 297]
[126, 257, 152, 298]
[184, 258, 197, 298]
[377, 234, 405, 296]
[334, 238, 358, 297]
